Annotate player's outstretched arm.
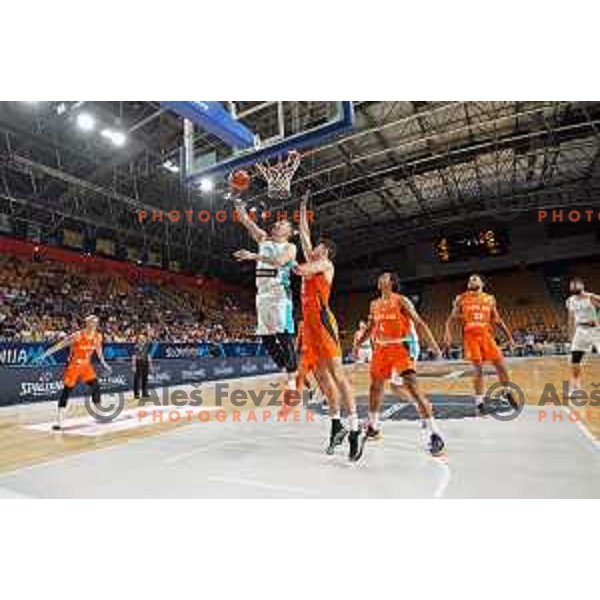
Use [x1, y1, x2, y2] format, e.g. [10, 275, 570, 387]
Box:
[400, 296, 441, 357]
[233, 245, 296, 267]
[443, 296, 460, 348]
[352, 306, 374, 358]
[295, 258, 331, 278]
[299, 190, 313, 259]
[491, 300, 515, 346]
[236, 203, 268, 244]
[585, 291, 600, 308]
[567, 306, 575, 340]
[95, 336, 111, 372]
[36, 333, 75, 362]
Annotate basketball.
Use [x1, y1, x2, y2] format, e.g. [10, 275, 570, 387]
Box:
[229, 169, 251, 193]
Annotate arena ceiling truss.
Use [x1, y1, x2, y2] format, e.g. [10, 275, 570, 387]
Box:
[1, 101, 599, 280]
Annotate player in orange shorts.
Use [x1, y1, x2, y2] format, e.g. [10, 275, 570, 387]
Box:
[443, 274, 516, 415]
[295, 321, 328, 407]
[294, 192, 365, 461]
[353, 272, 445, 457]
[37, 315, 111, 430]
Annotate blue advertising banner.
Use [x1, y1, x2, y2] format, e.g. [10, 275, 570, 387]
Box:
[0, 342, 276, 407]
[0, 355, 279, 407]
[0, 342, 265, 367]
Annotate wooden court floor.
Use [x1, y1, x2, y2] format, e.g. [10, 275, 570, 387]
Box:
[0, 355, 598, 474]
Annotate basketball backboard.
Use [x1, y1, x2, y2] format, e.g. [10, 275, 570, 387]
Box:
[160, 101, 354, 185]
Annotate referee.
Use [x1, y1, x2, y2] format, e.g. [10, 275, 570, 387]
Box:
[132, 331, 152, 399]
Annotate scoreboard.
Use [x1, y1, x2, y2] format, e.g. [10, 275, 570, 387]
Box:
[434, 229, 509, 263]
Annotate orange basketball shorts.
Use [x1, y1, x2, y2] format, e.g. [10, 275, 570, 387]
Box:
[302, 305, 341, 362]
[370, 342, 415, 381]
[63, 360, 97, 389]
[463, 329, 502, 364]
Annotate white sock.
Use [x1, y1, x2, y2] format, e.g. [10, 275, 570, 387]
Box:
[419, 420, 429, 445]
[286, 376, 296, 390]
[331, 410, 341, 420]
[474, 394, 484, 406]
[349, 412, 359, 432]
[425, 417, 440, 435]
[371, 413, 380, 430]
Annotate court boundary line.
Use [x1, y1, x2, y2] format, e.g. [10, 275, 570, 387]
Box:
[560, 406, 600, 453]
[205, 475, 321, 498]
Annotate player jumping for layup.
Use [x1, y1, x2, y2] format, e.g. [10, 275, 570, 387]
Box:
[37, 315, 111, 430]
[353, 273, 445, 457]
[444, 274, 517, 415]
[234, 204, 298, 391]
[566, 277, 600, 398]
[295, 192, 365, 461]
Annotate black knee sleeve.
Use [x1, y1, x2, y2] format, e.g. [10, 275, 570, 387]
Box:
[58, 386, 73, 409]
[88, 379, 101, 405]
[571, 351, 585, 365]
[275, 332, 298, 373]
[261, 335, 287, 370]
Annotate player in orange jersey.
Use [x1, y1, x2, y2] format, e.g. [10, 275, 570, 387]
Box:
[295, 192, 365, 461]
[353, 273, 445, 457]
[37, 315, 111, 430]
[443, 274, 516, 415]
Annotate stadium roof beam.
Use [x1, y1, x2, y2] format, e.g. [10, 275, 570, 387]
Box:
[359, 103, 432, 218]
[316, 139, 597, 230]
[306, 104, 587, 196]
[294, 102, 562, 189]
[335, 142, 397, 220]
[0, 155, 237, 272]
[314, 121, 600, 213]
[7, 153, 157, 213]
[410, 102, 467, 214]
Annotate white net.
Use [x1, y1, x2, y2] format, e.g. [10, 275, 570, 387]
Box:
[255, 150, 302, 200]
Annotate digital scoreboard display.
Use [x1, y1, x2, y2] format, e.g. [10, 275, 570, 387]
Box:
[434, 229, 509, 263]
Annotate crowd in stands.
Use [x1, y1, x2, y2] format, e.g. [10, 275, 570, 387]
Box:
[0, 253, 256, 344]
[2, 240, 596, 358]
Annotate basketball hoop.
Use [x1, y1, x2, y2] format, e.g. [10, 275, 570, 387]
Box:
[255, 150, 302, 200]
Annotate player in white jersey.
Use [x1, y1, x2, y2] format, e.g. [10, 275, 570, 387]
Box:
[234, 206, 298, 390]
[353, 321, 372, 364]
[566, 277, 600, 397]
